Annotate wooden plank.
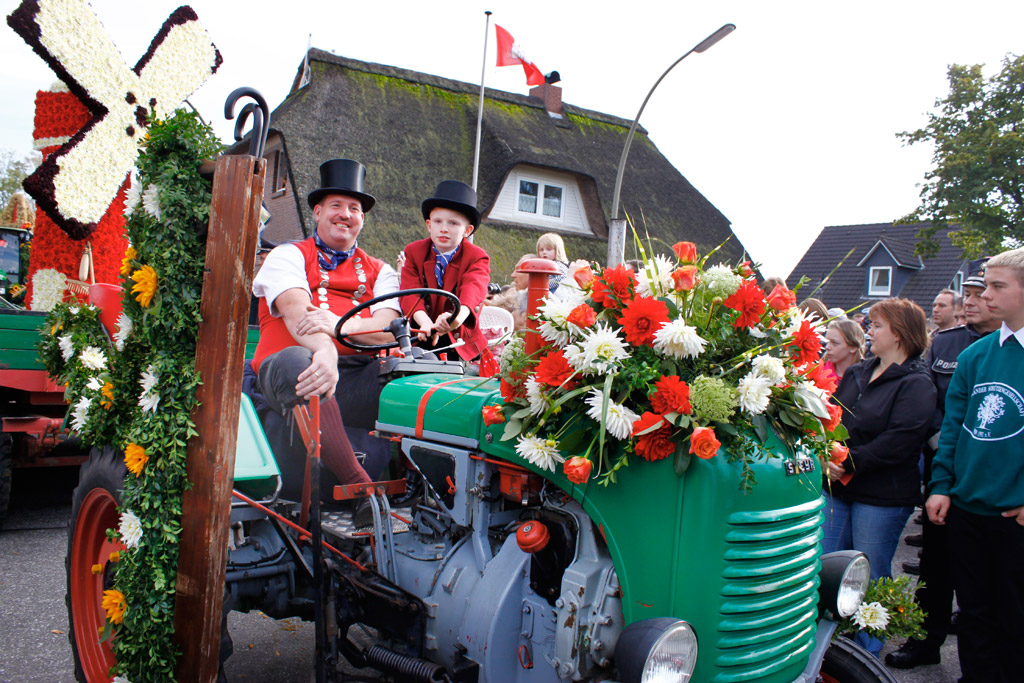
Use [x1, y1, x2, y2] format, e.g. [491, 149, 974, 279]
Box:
[173, 154, 265, 683]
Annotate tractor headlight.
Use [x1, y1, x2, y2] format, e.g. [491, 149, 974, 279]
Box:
[616, 618, 698, 683]
[818, 550, 870, 619]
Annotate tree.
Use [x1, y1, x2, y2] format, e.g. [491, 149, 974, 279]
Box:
[900, 53, 1024, 258]
[0, 148, 38, 212]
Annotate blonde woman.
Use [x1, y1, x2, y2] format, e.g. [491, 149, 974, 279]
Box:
[824, 319, 866, 380]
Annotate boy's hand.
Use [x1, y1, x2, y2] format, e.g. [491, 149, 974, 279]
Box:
[433, 311, 456, 336]
[296, 304, 340, 337]
[926, 494, 951, 525]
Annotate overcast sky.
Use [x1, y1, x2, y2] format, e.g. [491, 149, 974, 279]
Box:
[1, 0, 1021, 278]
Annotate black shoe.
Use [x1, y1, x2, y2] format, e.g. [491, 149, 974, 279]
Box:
[884, 640, 941, 669]
[902, 560, 921, 575]
[913, 514, 924, 525]
[904, 533, 924, 547]
[949, 609, 960, 635]
[353, 499, 375, 529]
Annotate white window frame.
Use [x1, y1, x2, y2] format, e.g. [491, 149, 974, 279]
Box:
[950, 271, 963, 294]
[516, 176, 566, 221]
[868, 266, 892, 296]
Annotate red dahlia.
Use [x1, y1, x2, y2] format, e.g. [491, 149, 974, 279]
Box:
[650, 375, 692, 415]
[723, 279, 767, 329]
[591, 264, 637, 309]
[618, 296, 670, 347]
[534, 349, 576, 389]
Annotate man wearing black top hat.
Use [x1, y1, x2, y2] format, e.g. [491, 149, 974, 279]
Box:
[250, 159, 400, 491]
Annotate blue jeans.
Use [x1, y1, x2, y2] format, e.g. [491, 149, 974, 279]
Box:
[821, 494, 912, 656]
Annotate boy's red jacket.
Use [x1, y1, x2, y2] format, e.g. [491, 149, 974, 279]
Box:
[400, 238, 491, 361]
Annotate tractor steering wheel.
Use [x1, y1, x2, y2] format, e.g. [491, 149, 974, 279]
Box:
[332, 287, 462, 353]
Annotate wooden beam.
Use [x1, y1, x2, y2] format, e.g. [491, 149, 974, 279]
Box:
[174, 154, 265, 682]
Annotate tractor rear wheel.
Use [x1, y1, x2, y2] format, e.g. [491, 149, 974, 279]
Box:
[65, 446, 126, 683]
[819, 636, 898, 683]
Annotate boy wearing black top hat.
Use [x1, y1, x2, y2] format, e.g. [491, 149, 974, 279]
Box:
[400, 180, 491, 361]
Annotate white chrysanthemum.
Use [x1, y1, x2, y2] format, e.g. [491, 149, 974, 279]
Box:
[123, 168, 142, 218]
[538, 290, 585, 347]
[59, 334, 75, 361]
[71, 397, 93, 432]
[30, 268, 66, 311]
[140, 365, 159, 395]
[113, 313, 133, 351]
[653, 319, 707, 360]
[784, 307, 826, 338]
[751, 355, 786, 385]
[69, 306, 80, 315]
[525, 377, 547, 417]
[747, 325, 767, 339]
[86, 377, 103, 391]
[139, 391, 161, 413]
[515, 435, 565, 472]
[703, 264, 742, 298]
[584, 389, 640, 440]
[118, 509, 143, 550]
[79, 346, 107, 371]
[635, 255, 676, 298]
[852, 601, 890, 630]
[564, 323, 630, 374]
[737, 374, 772, 415]
[141, 183, 162, 220]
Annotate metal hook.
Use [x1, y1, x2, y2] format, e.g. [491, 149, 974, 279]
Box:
[224, 87, 271, 159]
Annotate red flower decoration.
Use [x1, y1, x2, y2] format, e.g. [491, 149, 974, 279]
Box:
[573, 265, 595, 290]
[563, 456, 593, 484]
[591, 264, 637, 309]
[618, 296, 670, 347]
[789, 320, 822, 366]
[722, 279, 767, 329]
[671, 265, 699, 292]
[737, 261, 755, 277]
[632, 412, 675, 462]
[802, 362, 838, 396]
[650, 375, 692, 415]
[766, 284, 796, 312]
[534, 349, 576, 389]
[482, 405, 506, 427]
[566, 303, 597, 329]
[829, 442, 849, 465]
[822, 403, 843, 433]
[672, 241, 697, 264]
[689, 426, 721, 460]
[500, 371, 527, 403]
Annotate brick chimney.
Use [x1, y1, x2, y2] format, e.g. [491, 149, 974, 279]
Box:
[529, 82, 563, 117]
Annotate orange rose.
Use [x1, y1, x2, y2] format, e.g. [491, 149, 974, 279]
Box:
[671, 265, 699, 292]
[563, 456, 593, 484]
[822, 403, 843, 433]
[766, 284, 796, 312]
[689, 426, 721, 460]
[829, 442, 849, 465]
[672, 241, 697, 264]
[573, 265, 595, 289]
[482, 405, 506, 427]
[566, 304, 597, 328]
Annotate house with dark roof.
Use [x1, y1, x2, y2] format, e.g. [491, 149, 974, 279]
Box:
[785, 222, 970, 312]
[245, 49, 747, 279]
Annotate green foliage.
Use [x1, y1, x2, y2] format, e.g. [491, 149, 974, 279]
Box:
[899, 54, 1024, 258]
[38, 108, 220, 681]
[0, 148, 37, 209]
[837, 576, 926, 642]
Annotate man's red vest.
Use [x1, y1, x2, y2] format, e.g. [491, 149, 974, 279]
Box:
[252, 238, 385, 372]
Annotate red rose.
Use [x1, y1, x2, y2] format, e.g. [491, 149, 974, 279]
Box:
[573, 265, 595, 290]
[650, 375, 692, 415]
[803, 362, 839, 396]
[788, 320, 822, 366]
[534, 350, 577, 389]
[689, 426, 721, 460]
[822, 403, 844, 433]
[618, 296, 670, 347]
[591, 264, 638, 309]
[482, 405, 506, 427]
[672, 241, 697, 264]
[722, 279, 767, 329]
[829, 442, 849, 465]
[737, 261, 755, 277]
[566, 303, 597, 329]
[766, 284, 796, 312]
[632, 412, 675, 462]
[563, 456, 593, 484]
[671, 265, 699, 292]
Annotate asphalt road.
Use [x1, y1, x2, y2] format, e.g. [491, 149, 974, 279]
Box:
[0, 466, 961, 683]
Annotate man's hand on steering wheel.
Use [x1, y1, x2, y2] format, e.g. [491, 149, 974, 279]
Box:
[332, 288, 462, 352]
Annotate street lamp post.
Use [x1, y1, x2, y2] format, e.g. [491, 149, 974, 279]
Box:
[607, 23, 736, 267]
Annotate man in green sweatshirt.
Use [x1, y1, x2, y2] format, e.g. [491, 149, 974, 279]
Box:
[926, 246, 1024, 683]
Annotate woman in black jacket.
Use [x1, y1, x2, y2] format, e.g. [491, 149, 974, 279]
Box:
[823, 298, 936, 656]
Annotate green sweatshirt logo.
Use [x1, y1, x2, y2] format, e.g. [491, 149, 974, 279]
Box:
[966, 382, 1024, 441]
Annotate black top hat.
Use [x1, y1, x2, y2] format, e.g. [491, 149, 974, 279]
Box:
[421, 180, 480, 228]
[307, 159, 376, 212]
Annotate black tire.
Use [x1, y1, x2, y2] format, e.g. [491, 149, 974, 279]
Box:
[65, 446, 126, 683]
[0, 434, 12, 526]
[819, 636, 898, 683]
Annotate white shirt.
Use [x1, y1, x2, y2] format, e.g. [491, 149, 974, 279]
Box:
[253, 243, 400, 317]
[998, 321, 1024, 347]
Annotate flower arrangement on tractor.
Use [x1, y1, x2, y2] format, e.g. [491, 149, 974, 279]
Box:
[496, 239, 849, 491]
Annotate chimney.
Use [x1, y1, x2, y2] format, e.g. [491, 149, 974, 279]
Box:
[529, 82, 563, 118]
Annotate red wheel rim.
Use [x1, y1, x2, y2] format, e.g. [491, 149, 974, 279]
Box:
[70, 488, 122, 682]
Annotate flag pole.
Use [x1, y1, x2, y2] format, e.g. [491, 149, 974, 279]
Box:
[471, 11, 492, 191]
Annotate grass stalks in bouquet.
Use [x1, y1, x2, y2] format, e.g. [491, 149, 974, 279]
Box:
[837, 576, 926, 642]
[497, 230, 849, 491]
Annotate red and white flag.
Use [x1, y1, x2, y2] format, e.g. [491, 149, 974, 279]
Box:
[494, 24, 544, 87]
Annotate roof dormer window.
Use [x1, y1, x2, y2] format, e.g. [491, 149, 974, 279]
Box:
[518, 179, 563, 219]
[489, 165, 592, 234]
[869, 266, 892, 296]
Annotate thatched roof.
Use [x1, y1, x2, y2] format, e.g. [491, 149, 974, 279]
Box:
[261, 49, 745, 275]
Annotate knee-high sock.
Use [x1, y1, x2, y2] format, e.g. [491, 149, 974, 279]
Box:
[319, 396, 370, 485]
